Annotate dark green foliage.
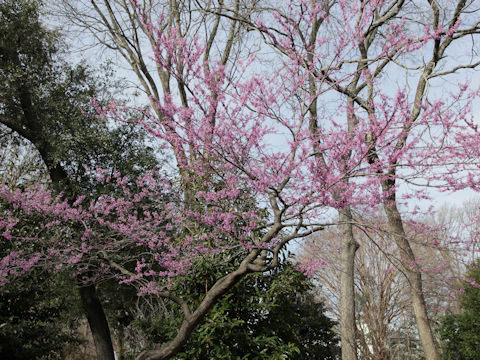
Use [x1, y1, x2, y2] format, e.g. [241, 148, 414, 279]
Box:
[34, 61, 161, 197]
[134, 257, 340, 360]
[0, 0, 56, 85]
[0, 0, 162, 357]
[439, 261, 480, 360]
[0, 271, 81, 360]
[0, 0, 160, 195]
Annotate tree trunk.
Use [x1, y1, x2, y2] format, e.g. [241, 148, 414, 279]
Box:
[339, 208, 359, 360]
[78, 282, 116, 360]
[383, 201, 440, 360]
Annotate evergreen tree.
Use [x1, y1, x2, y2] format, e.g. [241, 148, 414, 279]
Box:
[0, 272, 81, 360]
[0, 1, 161, 358]
[134, 257, 340, 360]
[439, 261, 480, 360]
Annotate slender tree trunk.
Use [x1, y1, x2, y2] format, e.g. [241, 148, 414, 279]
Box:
[78, 282, 116, 360]
[339, 208, 359, 360]
[383, 201, 440, 360]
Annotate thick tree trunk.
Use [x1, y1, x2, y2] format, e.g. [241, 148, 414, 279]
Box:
[383, 201, 440, 360]
[78, 282, 116, 360]
[339, 208, 359, 360]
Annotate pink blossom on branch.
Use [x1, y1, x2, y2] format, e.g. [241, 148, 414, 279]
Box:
[2, 1, 480, 359]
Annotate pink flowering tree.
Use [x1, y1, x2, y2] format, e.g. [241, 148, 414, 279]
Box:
[4, 1, 480, 359]
[0, 1, 348, 359]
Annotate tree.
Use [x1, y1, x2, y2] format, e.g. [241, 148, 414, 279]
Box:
[0, 269, 81, 359]
[0, 0, 118, 354]
[0, 125, 82, 360]
[298, 209, 469, 360]
[439, 260, 480, 360]
[300, 221, 410, 360]
[242, 2, 480, 359]
[5, 1, 480, 359]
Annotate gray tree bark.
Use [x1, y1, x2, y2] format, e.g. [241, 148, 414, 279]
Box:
[339, 208, 359, 360]
[383, 199, 440, 360]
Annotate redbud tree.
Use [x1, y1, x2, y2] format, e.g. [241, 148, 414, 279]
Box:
[2, 1, 345, 359]
[3, 1, 480, 359]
